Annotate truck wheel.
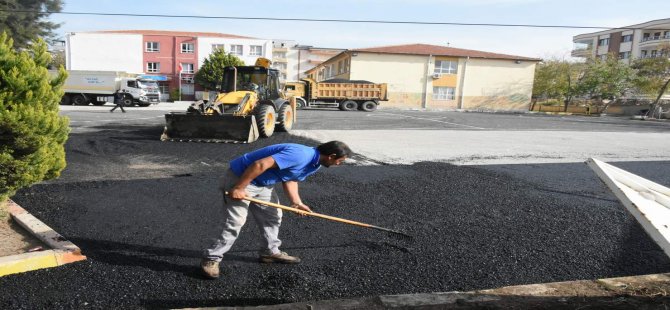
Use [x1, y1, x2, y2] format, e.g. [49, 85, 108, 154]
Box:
[295, 97, 306, 110]
[339, 100, 358, 111]
[360, 101, 378, 112]
[72, 95, 89, 106]
[256, 104, 276, 138]
[276, 103, 294, 132]
[60, 95, 71, 105]
[122, 96, 134, 107]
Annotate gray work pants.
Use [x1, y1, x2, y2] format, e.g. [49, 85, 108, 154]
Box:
[203, 169, 283, 261]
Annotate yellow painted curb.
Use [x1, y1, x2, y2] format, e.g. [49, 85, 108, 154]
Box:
[0, 200, 86, 277]
[0, 251, 59, 277]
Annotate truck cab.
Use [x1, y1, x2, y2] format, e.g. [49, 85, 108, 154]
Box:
[120, 78, 161, 106]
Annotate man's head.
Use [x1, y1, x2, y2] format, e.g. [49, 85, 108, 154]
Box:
[317, 141, 352, 167]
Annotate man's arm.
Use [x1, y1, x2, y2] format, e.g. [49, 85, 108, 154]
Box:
[229, 156, 277, 200]
[282, 181, 312, 213]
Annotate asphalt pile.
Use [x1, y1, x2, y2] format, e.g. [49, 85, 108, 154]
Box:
[1, 125, 669, 309]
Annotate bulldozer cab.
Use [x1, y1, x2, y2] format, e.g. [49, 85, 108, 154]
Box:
[221, 66, 281, 101]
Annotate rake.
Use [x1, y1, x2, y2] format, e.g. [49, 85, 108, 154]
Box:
[228, 193, 412, 240]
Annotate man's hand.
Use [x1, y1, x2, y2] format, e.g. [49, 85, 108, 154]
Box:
[290, 202, 312, 214]
[229, 187, 247, 200]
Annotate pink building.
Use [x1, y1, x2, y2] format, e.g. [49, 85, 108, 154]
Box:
[66, 30, 273, 101]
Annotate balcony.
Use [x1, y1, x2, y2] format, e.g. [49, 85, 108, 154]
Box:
[273, 57, 287, 63]
[273, 47, 288, 52]
[639, 34, 670, 48]
[639, 54, 669, 59]
[571, 48, 593, 58]
[571, 41, 593, 58]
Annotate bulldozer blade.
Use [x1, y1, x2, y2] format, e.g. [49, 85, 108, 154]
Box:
[161, 113, 259, 143]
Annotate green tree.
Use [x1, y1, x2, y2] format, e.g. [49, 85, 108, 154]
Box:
[532, 58, 584, 111]
[0, 32, 69, 203]
[194, 50, 245, 90]
[0, 0, 63, 50]
[631, 43, 670, 118]
[574, 53, 637, 112]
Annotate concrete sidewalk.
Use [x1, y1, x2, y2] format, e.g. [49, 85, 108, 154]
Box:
[189, 273, 670, 309]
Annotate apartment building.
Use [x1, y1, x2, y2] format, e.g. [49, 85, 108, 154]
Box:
[572, 18, 670, 63]
[65, 30, 272, 100]
[306, 44, 540, 111]
[270, 41, 344, 84]
[271, 40, 298, 83]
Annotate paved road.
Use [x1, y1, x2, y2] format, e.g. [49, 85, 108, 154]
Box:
[1, 106, 668, 308]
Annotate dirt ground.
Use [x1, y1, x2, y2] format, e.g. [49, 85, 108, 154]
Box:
[0, 206, 44, 257]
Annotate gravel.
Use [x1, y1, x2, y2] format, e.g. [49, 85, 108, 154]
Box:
[1, 124, 669, 309]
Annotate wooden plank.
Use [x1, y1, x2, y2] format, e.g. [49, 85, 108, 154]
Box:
[586, 158, 670, 258]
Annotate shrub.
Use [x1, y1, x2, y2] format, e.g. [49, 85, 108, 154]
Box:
[0, 32, 69, 202]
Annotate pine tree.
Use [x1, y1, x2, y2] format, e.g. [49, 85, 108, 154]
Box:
[0, 32, 69, 202]
[195, 50, 245, 90]
[0, 0, 64, 50]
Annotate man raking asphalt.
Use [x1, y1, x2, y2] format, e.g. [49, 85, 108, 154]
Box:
[201, 141, 352, 279]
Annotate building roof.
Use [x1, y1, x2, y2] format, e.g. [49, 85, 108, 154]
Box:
[90, 30, 257, 39]
[351, 43, 541, 61]
[573, 18, 670, 39]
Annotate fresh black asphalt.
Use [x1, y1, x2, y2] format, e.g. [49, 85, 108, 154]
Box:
[1, 117, 669, 309]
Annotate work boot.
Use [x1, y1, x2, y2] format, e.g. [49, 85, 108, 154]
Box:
[259, 251, 301, 264]
[200, 259, 220, 279]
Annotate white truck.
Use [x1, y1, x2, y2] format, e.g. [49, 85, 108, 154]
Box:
[55, 70, 161, 107]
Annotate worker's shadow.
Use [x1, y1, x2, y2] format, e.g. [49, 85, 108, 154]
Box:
[70, 238, 258, 280]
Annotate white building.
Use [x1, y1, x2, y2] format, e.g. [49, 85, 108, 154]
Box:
[573, 18, 670, 63]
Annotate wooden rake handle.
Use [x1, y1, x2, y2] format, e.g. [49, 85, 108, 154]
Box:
[239, 194, 375, 229]
[225, 192, 412, 238]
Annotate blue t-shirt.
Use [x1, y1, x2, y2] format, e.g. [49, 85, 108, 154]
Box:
[229, 143, 321, 186]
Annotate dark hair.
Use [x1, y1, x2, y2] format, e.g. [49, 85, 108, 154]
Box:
[316, 141, 352, 158]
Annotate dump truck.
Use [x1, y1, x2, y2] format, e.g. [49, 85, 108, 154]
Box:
[54, 70, 161, 107]
[283, 78, 387, 112]
[161, 58, 296, 143]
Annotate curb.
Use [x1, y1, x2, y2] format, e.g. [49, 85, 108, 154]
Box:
[186, 273, 670, 309]
[0, 200, 86, 277]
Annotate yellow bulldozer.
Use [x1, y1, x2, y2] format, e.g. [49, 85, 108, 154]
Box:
[161, 58, 296, 143]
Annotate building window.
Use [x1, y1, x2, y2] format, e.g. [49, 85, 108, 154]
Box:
[272, 62, 287, 70]
[230, 45, 243, 55]
[434, 60, 457, 75]
[250, 45, 263, 56]
[651, 50, 658, 57]
[181, 76, 194, 84]
[618, 51, 630, 59]
[598, 38, 609, 46]
[433, 87, 455, 100]
[145, 42, 159, 52]
[344, 58, 350, 73]
[147, 62, 160, 73]
[212, 44, 225, 52]
[338, 60, 344, 74]
[621, 35, 633, 43]
[181, 43, 194, 53]
[181, 63, 194, 74]
[274, 52, 286, 58]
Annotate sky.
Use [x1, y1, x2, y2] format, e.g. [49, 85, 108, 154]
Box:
[48, 0, 670, 60]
